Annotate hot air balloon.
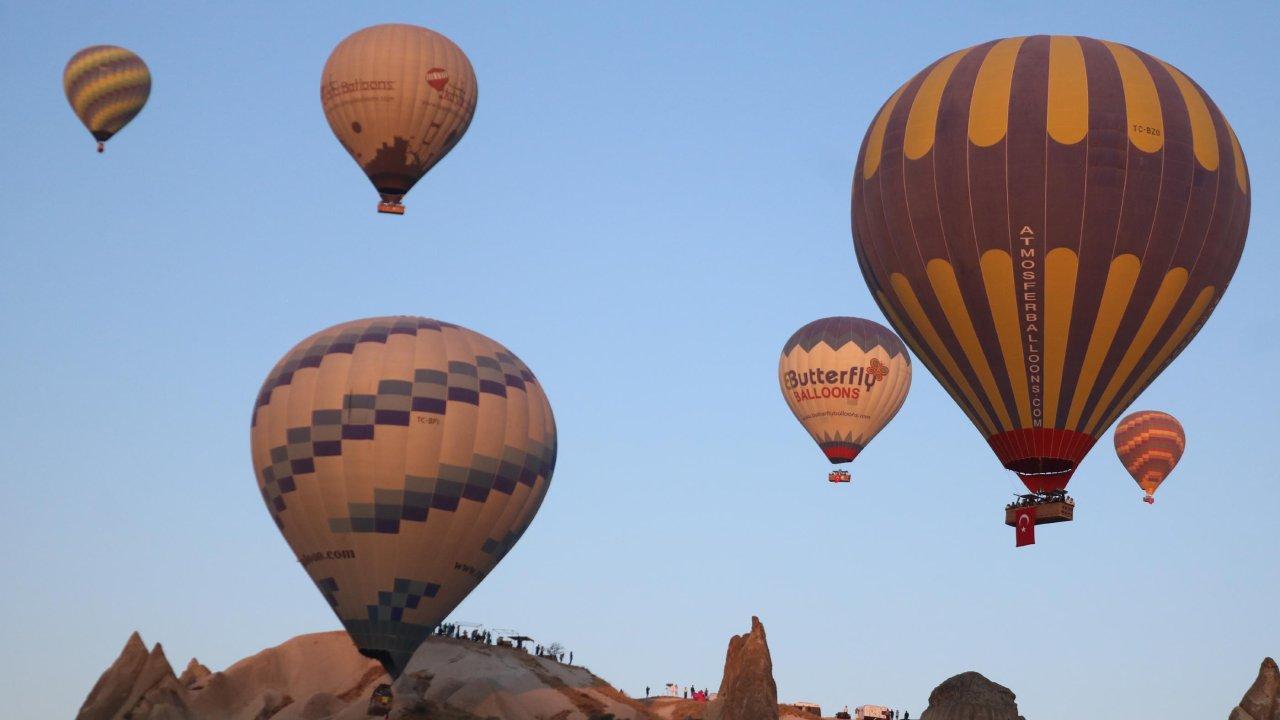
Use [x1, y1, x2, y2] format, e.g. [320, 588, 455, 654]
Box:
[779, 317, 911, 482]
[251, 317, 555, 682]
[851, 36, 1248, 531]
[321, 24, 478, 215]
[1114, 410, 1185, 504]
[63, 45, 151, 153]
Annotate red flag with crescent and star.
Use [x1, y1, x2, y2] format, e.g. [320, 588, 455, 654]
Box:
[1014, 507, 1036, 547]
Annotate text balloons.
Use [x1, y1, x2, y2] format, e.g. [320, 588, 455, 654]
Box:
[779, 317, 911, 473]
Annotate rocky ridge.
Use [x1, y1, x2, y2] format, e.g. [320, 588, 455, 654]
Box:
[1230, 657, 1279, 720]
[76, 631, 650, 720]
[705, 616, 779, 720]
[78, 624, 1274, 720]
[919, 671, 1023, 720]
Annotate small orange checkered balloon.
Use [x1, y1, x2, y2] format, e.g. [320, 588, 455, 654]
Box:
[1113, 411, 1185, 504]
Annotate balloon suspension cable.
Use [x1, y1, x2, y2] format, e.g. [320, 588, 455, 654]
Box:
[1015, 467, 1074, 477]
[97, 141, 104, 153]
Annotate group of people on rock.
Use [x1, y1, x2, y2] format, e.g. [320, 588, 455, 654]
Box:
[837, 706, 909, 720]
[434, 623, 495, 644]
[433, 623, 473, 639]
[533, 645, 573, 664]
[645, 685, 710, 701]
[432, 623, 574, 665]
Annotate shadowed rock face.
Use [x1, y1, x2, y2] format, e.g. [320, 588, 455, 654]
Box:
[706, 616, 779, 720]
[1230, 658, 1279, 720]
[919, 672, 1023, 720]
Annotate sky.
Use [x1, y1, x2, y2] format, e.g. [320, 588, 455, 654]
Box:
[1, 2, 1277, 718]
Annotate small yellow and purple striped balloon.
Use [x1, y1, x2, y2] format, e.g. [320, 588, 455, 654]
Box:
[63, 45, 151, 152]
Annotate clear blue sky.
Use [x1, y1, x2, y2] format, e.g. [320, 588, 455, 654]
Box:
[1, 2, 1276, 718]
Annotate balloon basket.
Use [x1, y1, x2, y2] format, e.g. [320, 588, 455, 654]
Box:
[828, 469, 851, 483]
[377, 202, 405, 215]
[1143, 496, 1155, 505]
[1004, 494, 1075, 526]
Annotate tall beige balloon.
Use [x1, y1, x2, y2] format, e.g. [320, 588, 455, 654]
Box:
[321, 24, 478, 214]
[779, 317, 911, 478]
[251, 317, 555, 677]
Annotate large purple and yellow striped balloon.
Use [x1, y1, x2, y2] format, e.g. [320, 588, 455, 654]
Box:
[63, 45, 151, 153]
[851, 36, 1248, 494]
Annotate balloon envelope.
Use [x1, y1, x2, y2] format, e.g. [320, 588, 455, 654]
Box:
[851, 35, 1248, 492]
[63, 45, 151, 151]
[251, 317, 555, 676]
[779, 317, 911, 466]
[321, 24, 478, 213]
[1114, 410, 1185, 501]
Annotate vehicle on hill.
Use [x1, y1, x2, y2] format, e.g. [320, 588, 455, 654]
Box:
[367, 684, 393, 716]
[793, 701, 822, 716]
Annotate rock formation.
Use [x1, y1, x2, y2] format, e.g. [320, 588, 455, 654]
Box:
[78, 632, 150, 720]
[919, 671, 1023, 720]
[1230, 657, 1280, 720]
[77, 630, 651, 720]
[179, 659, 212, 690]
[705, 616, 778, 720]
[76, 632, 191, 720]
[395, 638, 646, 720]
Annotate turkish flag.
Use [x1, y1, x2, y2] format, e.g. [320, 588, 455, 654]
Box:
[1014, 507, 1036, 547]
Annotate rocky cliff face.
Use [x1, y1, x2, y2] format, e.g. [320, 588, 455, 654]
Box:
[76, 631, 651, 720]
[77, 633, 191, 720]
[78, 632, 150, 719]
[1230, 658, 1280, 720]
[705, 616, 778, 720]
[919, 671, 1023, 720]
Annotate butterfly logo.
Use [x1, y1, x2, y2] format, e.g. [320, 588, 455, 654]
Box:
[867, 358, 889, 381]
